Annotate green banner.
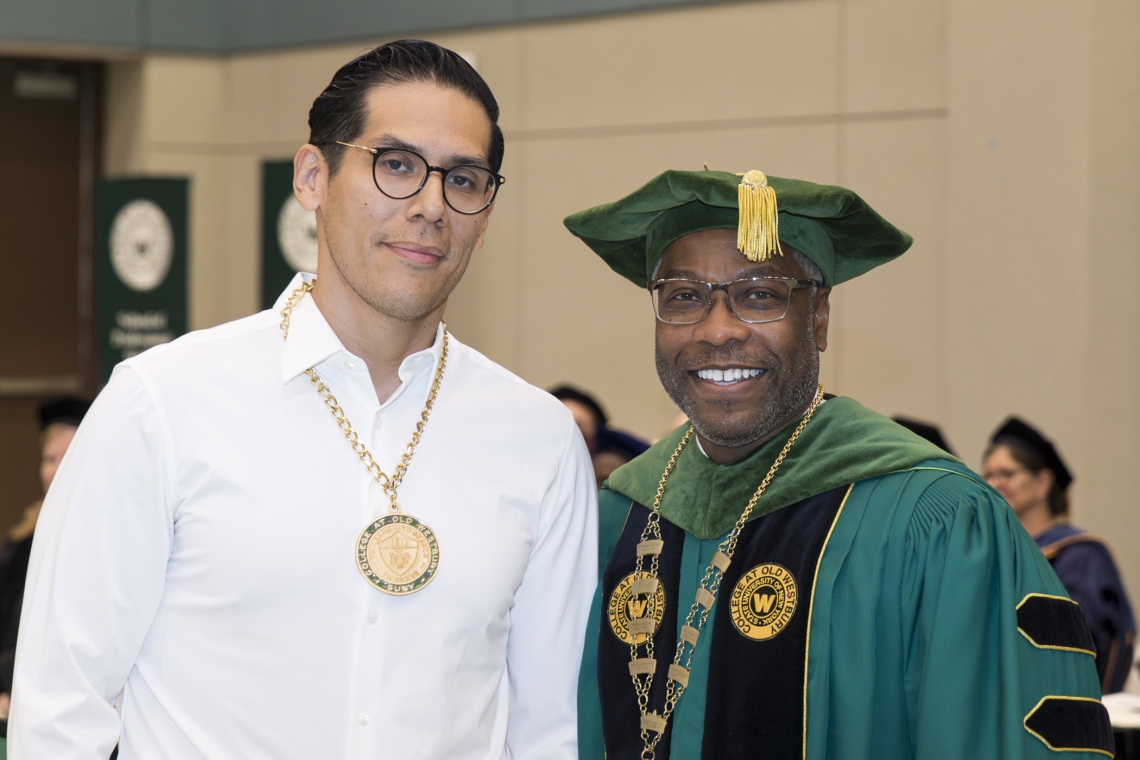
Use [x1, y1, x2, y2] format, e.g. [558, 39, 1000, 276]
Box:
[95, 178, 188, 383]
[262, 160, 317, 309]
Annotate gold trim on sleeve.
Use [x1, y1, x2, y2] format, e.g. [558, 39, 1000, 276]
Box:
[1015, 593, 1096, 657]
[801, 483, 855, 760]
[1017, 592, 1079, 610]
[1023, 695, 1113, 757]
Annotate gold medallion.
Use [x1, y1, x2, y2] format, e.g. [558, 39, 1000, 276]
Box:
[730, 563, 798, 641]
[357, 514, 440, 595]
[608, 571, 666, 645]
[280, 281, 451, 597]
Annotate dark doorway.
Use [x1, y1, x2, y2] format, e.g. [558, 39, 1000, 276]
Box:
[0, 58, 101, 532]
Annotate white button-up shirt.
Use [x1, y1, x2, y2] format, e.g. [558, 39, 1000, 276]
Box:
[11, 274, 598, 760]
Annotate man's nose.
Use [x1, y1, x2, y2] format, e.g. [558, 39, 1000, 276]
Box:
[407, 170, 447, 223]
[692, 292, 751, 345]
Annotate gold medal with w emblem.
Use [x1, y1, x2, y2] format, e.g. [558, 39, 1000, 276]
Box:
[608, 571, 666, 645]
[357, 514, 440, 596]
[730, 563, 798, 641]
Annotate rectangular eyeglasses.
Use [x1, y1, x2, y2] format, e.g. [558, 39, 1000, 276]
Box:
[649, 277, 818, 324]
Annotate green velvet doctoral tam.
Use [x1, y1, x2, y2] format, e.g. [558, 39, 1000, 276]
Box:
[563, 170, 913, 288]
[578, 398, 1112, 760]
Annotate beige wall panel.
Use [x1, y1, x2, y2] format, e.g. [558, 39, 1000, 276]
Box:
[220, 154, 261, 320]
[842, 0, 946, 113]
[104, 60, 145, 175]
[225, 51, 332, 149]
[1084, 0, 1140, 595]
[443, 148, 524, 369]
[424, 29, 524, 132]
[944, 0, 1089, 473]
[520, 0, 839, 131]
[141, 57, 227, 146]
[830, 118, 946, 427]
[225, 28, 523, 150]
[512, 124, 836, 440]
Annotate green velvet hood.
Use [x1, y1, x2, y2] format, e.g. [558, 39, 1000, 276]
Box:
[563, 170, 913, 287]
[605, 396, 961, 539]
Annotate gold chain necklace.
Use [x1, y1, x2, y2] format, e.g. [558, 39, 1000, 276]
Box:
[281, 280, 446, 595]
[629, 383, 825, 760]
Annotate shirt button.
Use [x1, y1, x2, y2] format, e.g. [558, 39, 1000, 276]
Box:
[367, 608, 379, 624]
[358, 712, 369, 726]
[373, 415, 382, 429]
[372, 507, 383, 519]
[345, 359, 356, 370]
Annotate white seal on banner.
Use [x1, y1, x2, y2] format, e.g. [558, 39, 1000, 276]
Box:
[277, 195, 318, 273]
[110, 199, 174, 292]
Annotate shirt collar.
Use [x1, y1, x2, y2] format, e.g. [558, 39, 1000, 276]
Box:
[277, 274, 342, 384]
[274, 273, 447, 389]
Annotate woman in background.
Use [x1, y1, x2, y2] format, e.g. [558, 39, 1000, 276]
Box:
[983, 416, 1135, 693]
[549, 385, 649, 490]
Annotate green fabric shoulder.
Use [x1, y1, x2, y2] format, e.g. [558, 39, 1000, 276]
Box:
[596, 487, 633, 579]
[606, 396, 957, 539]
[806, 462, 1108, 760]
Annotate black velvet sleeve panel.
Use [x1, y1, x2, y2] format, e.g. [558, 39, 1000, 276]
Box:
[1017, 593, 1097, 656]
[1023, 696, 1115, 757]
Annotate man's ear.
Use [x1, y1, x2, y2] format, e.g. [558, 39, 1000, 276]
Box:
[294, 144, 325, 212]
[814, 287, 831, 352]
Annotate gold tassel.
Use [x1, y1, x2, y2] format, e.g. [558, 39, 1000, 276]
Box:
[736, 170, 782, 262]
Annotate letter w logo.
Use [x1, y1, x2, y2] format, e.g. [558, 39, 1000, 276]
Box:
[752, 593, 776, 615]
[628, 599, 648, 619]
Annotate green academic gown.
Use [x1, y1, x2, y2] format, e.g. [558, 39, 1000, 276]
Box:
[578, 397, 1113, 760]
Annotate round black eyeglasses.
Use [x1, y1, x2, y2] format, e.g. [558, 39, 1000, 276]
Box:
[336, 141, 505, 215]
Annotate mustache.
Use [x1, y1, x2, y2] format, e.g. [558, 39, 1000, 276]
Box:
[671, 345, 778, 372]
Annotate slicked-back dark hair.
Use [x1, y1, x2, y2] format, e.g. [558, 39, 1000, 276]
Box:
[308, 40, 504, 177]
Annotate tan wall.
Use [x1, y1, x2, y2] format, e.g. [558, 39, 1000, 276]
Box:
[91, 1, 1140, 594]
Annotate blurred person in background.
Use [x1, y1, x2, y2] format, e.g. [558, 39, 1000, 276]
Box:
[551, 385, 607, 454]
[984, 417, 1135, 693]
[0, 398, 89, 729]
[891, 416, 955, 457]
[592, 427, 649, 490]
[551, 386, 649, 489]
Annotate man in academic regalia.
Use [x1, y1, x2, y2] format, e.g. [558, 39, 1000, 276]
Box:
[564, 170, 1113, 760]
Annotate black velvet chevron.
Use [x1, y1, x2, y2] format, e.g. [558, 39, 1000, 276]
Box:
[1024, 697, 1115, 755]
[1017, 594, 1096, 654]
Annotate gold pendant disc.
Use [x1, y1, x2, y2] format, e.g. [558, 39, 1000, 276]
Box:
[357, 514, 440, 595]
[608, 571, 666, 645]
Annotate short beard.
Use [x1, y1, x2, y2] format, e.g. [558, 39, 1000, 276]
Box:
[656, 298, 820, 449]
[326, 233, 453, 323]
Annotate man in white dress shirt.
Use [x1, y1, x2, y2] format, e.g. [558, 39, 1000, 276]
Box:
[10, 40, 597, 759]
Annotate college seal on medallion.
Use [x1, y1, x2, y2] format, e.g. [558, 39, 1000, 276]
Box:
[730, 563, 798, 641]
[608, 571, 666, 645]
[357, 514, 440, 595]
